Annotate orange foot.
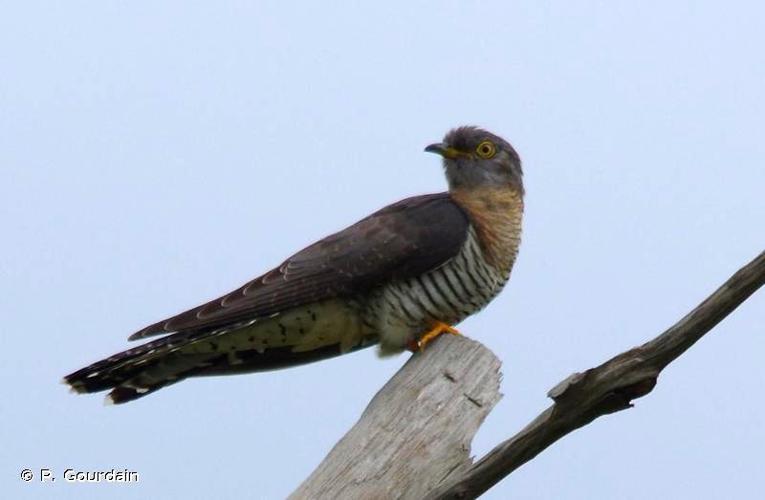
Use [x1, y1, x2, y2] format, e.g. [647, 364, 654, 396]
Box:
[406, 321, 461, 352]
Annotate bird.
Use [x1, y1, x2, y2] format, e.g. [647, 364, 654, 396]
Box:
[63, 126, 524, 404]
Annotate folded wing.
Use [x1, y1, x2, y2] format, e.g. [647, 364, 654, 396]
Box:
[129, 193, 470, 340]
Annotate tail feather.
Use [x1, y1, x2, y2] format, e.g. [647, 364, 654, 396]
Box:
[63, 327, 378, 404]
[63, 330, 217, 403]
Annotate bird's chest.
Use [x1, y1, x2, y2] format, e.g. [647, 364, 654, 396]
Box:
[366, 228, 510, 331]
[450, 187, 523, 274]
[363, 188, 523, 351]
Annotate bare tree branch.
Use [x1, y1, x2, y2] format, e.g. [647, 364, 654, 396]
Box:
[290, 335, 502, 500]
[426, 249, 765, 499]
[292, 250, 764, 499]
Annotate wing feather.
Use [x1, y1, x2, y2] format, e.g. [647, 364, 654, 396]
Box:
[129, 193, 469, 340]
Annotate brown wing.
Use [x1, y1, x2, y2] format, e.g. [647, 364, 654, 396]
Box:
[129, 193, 469, 340]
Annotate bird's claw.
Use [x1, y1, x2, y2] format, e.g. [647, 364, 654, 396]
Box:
[408, 321, 461, 352]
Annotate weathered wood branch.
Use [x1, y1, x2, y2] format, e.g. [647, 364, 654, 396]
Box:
[293, 250, 765, 500]
[427, 250, 765, 499]
[290, 334, 503, 499]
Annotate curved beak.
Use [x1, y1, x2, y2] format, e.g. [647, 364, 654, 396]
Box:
[424, 143, 460, 159]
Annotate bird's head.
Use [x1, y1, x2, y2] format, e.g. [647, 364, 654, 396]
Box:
[426, 126, 523, 194]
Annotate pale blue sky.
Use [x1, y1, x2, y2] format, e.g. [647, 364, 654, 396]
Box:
[2, 2, 763, 499]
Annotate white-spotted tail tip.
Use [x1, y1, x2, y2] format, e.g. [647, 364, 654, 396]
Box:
[61, 378, 81, 394]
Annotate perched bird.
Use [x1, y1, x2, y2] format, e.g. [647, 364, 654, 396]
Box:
[64, 126, 524, 404]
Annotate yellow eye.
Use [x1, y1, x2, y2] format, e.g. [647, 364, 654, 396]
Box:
[475, 140, 496, 159]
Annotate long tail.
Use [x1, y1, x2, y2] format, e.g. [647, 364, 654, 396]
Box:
[63, 330, 217, 404]
[63, 328, 374, 404]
